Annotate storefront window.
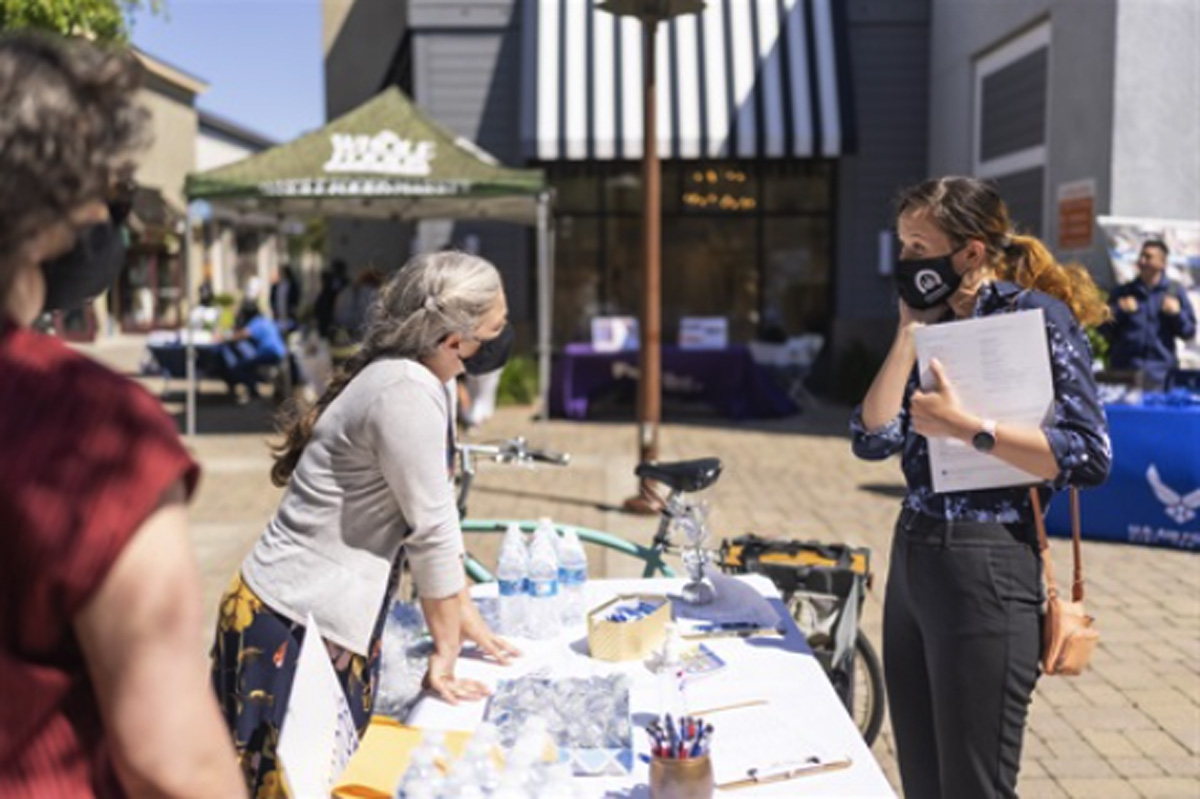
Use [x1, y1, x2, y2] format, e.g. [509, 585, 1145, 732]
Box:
[680, 164, 757, 214]
[763, 217, 831, 336]
[553, 216, 602, 344]
[555, 166, 601, 213]
[762, 162, 832, 213]
[663, 216, 758, 342]
[603, 166, 642, 214]
[550, 160, 833, 347]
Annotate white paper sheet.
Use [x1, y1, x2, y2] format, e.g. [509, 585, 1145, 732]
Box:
[914, 309, 1054, 493]
[276, 614, 360, 798]
[702, 702, 851, 788]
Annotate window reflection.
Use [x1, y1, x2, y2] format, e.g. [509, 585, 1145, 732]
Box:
[551, 161, 833, 346]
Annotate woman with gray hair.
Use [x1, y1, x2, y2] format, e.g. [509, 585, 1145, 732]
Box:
[211, 251, 520, 794]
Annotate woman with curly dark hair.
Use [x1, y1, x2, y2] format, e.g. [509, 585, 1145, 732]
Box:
[852, 176, 1111, 799]
[0, 33, 244, 798]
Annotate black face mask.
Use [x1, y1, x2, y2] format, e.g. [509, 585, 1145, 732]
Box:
[893, 247, 965, 310]
[40, 221, 126, 312]
[462, 323, 514, 376]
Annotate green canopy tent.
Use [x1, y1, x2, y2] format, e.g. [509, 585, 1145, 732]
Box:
[182, 87, 553, 435]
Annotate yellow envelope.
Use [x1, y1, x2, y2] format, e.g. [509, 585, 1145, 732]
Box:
[333, 718, 472, 799]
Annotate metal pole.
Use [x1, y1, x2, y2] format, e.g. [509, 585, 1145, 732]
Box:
[625, 17, 661, 512]
[182, 208, 196, 437]
[536, 191, 552, 422]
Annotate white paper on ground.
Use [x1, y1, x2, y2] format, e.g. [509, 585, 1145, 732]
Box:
[914, 309, 1054, 493]
[276, 613, 360, 798]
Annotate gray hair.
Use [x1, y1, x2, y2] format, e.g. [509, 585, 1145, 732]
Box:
[363, 250, 503, 359]
[270, 250, 503, 486]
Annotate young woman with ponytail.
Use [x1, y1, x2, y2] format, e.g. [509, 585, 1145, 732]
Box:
[851, 177, 1112, 798]
[211, 251, 521, 796]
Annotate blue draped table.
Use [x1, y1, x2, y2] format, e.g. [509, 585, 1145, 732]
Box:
[146, 342, 222, 379]
[1046, 400, 1200, 550]
[549, 343, 798, 420]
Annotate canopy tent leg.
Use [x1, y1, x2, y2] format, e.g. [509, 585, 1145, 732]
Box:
[183, 207, 197, 438]
[536, 191, 554, 422]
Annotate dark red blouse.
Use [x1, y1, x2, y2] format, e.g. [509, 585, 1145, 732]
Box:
[1, 322, 199, 798]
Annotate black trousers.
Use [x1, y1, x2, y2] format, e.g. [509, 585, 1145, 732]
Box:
[884, 509, 1043, 799]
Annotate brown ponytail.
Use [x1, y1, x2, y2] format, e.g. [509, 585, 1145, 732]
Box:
[270, 349, 373, 487]
[998, 234, 1111, 328]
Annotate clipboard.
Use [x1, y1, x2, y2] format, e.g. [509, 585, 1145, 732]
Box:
[717, 756, 854, 790]
[696, 700, 853, 790]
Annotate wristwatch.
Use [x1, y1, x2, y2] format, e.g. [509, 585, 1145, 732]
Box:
[972, 419, 998, 452]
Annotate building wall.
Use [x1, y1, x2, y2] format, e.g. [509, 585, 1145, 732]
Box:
[410, 18, 532, 324]
[324, 0, 408, 119]
[196, 131, 258, 172]
[928, 0, 1120, 282]
[135, 72, 200, 210]
[1110, 0, 1200, 222]
[832, 0, 932, 360]
[322, 0, 532, 326]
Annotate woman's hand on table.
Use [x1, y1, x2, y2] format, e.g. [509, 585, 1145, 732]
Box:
[422, 650, 491, 705]
[460, 590, 521, 665]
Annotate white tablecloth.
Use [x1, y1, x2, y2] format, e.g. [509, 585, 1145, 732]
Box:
[406, 575, 895, 798]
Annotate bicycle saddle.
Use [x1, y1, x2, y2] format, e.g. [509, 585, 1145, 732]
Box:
[635, 457, 723, 493]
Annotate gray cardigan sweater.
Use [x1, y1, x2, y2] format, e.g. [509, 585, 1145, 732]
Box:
[242, 358, 464, 654]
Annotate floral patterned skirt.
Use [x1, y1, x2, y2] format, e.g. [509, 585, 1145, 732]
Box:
[210, 572, 386, 798]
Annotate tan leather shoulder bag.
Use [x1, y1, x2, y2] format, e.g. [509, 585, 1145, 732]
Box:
[1030, 487, 1099, 676]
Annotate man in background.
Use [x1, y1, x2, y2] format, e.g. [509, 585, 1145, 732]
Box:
[1105, 239, 1196, 390]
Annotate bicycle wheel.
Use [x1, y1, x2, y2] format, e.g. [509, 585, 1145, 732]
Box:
[853, 631, 885, 747]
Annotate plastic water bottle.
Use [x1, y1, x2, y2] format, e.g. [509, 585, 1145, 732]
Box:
[394, 747, 440, 798]
[490, 772, 527, 799]
[657, 622, 688, 721]
[497, 524, 530, 636]
[536, 763, 576, 799]
[461, 723, 501, 794]
[526, 534, 561, 639]
[555, 527, 589, 627]
[532, 517, 557, 553]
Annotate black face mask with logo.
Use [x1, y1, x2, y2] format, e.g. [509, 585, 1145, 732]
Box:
[893, 247, 965, 310]
[462, 323, 514, 376]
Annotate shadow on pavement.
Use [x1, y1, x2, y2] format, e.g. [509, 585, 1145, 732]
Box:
[468, 484, 629, 515]
[858, 483, 907, 500]
[165, 390, 282, 437]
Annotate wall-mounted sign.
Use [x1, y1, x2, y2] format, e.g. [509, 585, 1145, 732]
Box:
[324, 131, 436, 176]
[1056, 178, 1096, 250]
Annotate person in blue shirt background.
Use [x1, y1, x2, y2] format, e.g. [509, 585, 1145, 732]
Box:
[1103, 239, 1197, 390]
[218, 300, 287, 403]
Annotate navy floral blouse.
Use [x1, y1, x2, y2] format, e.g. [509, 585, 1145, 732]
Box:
[851, 280, 1111, 524]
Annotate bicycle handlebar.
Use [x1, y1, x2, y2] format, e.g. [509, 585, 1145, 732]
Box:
[459, 437, 570, 468]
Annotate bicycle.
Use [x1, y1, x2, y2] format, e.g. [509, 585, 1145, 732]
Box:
[455, 440, 885, 746]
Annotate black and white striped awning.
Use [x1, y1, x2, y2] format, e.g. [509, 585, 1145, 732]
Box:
[520, 0, 855, 162]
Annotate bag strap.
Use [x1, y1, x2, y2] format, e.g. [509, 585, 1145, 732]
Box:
[1029, 486, 1086, 603]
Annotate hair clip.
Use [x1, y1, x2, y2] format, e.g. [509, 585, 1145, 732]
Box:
[424, 296, 440, 313]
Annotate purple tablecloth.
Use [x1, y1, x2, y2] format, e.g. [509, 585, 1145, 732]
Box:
[549, 343, 798, 420]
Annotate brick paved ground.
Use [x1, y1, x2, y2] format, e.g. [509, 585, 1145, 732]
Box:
[80, 336, 1200, 798]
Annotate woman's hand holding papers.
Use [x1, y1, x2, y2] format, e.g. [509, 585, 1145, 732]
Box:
[910, 359, 978, 441]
